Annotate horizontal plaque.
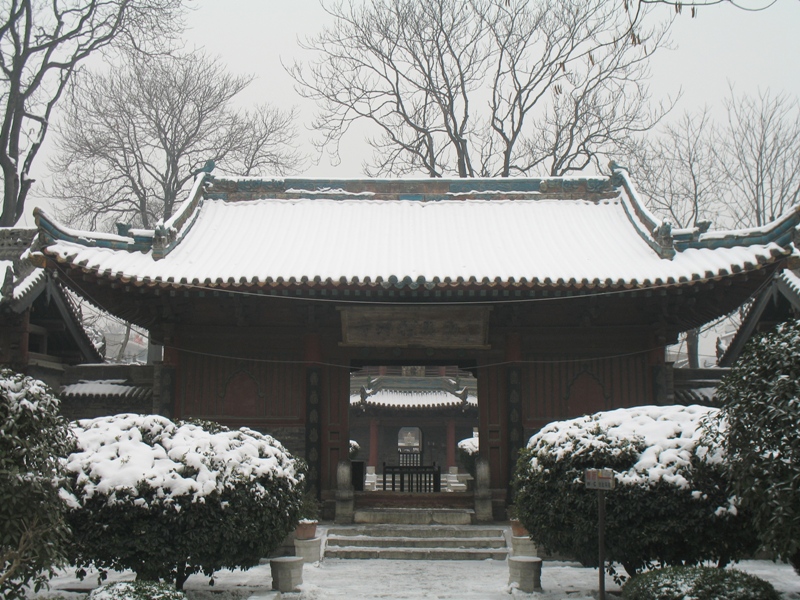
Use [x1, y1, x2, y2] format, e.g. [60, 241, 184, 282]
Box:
[339, 306, 491, 349]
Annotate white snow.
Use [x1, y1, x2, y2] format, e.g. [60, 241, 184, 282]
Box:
[458, 436, 479, 456]
[29, 556, 800, 599]
[526, 405, 724, 490]
[40, 194, 788, 290]
[65, 414, 300, 505]
[351, 389, 477, 409]
[61, 380, 139, 398]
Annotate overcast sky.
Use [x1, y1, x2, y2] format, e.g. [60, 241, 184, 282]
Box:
[181, 0, 800, 177]
[21, 0, 800, 226]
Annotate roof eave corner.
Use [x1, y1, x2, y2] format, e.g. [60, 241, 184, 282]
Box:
[152, 172, 210, 260]
[610, 160, 676, 260]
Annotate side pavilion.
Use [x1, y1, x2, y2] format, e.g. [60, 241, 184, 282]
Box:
[33, 166, 800, 520]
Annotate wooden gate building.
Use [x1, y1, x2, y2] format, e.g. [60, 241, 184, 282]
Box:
[33, 166, 800, 518]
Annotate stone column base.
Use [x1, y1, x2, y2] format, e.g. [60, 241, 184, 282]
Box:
[511, 535, 537, 557]
[294, 536, 322, 563]
[270, 556, 304, 592]
[508, 556, 542, 593]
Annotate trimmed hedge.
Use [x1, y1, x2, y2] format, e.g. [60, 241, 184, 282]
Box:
[716, 318, 800, 573]
[513, 405, 758, 578]
[64, 414, 304, 589]
[87, 581, 187, 600]
[0, 369, 73, 600]
[621, 566, 780, 600]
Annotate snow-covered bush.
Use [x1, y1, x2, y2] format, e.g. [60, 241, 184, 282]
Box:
[87, 581, 187, 600]
[349, 439, 360, 459]
[64, 414, 304, 589]
[716, 318, 800, 573]
[0, 369, 73, 600]
[621, 566, 779, 600]
[512, 405, 757, 579]
[457, 435, 479, 476]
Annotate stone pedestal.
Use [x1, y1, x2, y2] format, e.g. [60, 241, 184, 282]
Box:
[473, 457, 493, 522]
[270, 556, 304, 592]
[508, 556, 542, 593]
[294, 536, 322, 563]
[335, 460, 355, 524]
[511, 535, 537, 557]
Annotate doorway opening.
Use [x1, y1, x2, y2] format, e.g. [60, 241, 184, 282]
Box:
[348, 364, 479, 495]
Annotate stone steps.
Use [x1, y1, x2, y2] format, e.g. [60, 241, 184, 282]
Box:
[353, 507, 474, 525]
[323, 523, 509, 561]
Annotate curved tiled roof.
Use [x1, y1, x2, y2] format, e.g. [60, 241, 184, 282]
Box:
[60, 379, 153, 403]
[33, 171, 800, 293]
[350, 389, 477, 410]
[0, 228, 46, 309]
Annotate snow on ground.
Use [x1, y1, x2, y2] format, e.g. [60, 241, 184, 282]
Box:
[30, 558, 800, 600]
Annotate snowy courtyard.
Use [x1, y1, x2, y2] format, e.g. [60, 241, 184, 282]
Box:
[30, 557, 800, 600]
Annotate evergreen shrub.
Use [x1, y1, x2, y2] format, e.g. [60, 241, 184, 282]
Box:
[64, 414, 304, 589]
[716, 318, 800, 573]
[87, 581, 187, 600]
[621, 565, 779, 600]
[512, 405, 758, 578]
[0, 369, 73, 600]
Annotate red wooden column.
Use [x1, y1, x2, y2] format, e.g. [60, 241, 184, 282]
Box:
[446, 418, 456, 468]
[506, 332, 524, 492]
[368, 417, 379, 467]
[304, 333, 323, 495]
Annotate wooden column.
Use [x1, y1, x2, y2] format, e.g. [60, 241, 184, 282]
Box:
[304, 333, 322, 496]
[506, 332, 524, 494]
[368, 418, 379, 467]
[446, 418, 456, 468]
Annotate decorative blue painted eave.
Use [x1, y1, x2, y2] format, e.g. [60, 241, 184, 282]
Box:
[611, 166, 676, 259]
[676, 205, 800, 251]
[33, 207, 152, 253]
[32, 173, 211, 260]
[152, 173, 209, 260]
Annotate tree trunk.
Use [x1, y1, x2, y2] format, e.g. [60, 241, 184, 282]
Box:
[686, 328, 700, 369]
[116, 322, 132, 362]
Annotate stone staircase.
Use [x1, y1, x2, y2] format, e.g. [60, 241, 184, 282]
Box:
[324, 522, 509, 561]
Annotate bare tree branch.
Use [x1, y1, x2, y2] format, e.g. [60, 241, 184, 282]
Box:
[715, 88, 800, 228]
[49, 52, 303, 231]
[289, 0, 672, 178]
[0, 0, 188, 226]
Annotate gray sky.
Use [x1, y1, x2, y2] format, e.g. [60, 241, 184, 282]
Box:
[181, 0, 800, 176]
[21, 0, 800, 225]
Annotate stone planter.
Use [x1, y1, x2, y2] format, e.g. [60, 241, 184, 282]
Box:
[510, 518, 528, 537]
[295, 520, 318, 540]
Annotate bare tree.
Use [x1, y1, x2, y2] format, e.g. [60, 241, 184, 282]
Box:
[716, 88, 800, 228]
[50, 52, 303, 231]
[626, 108, 728, 230]
[625, 89, 800, 366]
[624, 109, 729, 367]
[631, 0, 778, 13]
[289, 0, 671, 178]
[0, 0, 187, 227]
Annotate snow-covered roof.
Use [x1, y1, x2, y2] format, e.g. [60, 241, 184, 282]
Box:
[33, 170, 800, 293]
[0, 228, 46, 309]
[350, 388, 477, 410]
[60, 379, 153, 403]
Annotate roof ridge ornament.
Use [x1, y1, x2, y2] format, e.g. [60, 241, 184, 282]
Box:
[653, 221, 675, 256]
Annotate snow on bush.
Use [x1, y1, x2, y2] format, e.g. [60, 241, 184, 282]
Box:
[64, 414, 304, 589]
[716, 318, 800, 574]
[513, 405, 758, 579]
[457, 436, 479, 456]
[349, 439, 360, 459]
[621, 565, 780, 600]
[87, 581, 187, 600]
[0, 369, 73, 600]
